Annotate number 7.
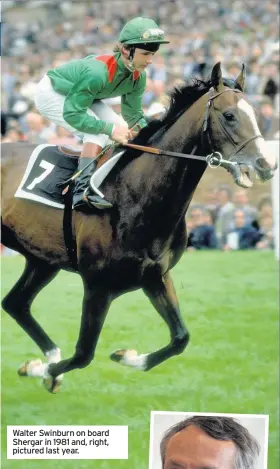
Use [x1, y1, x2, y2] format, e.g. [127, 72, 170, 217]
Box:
[27, 160, 55, 190]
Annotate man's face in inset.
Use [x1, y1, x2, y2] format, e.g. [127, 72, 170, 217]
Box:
[164, 425, 236, 469]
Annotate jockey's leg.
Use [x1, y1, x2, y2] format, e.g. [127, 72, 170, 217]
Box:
[73, 101, 127, 211]
[34, 75, 126, 211]
[73, 142, 113, 211]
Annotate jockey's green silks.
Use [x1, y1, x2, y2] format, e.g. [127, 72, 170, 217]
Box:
[47, 52, 147, 136]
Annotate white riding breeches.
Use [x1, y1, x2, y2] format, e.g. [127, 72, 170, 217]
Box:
[34, 75, 127, 146]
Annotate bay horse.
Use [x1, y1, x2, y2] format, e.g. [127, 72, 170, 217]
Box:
[1, 63, 277, 393]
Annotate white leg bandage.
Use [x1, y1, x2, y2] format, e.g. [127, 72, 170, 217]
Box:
[119, 350, 148, 371]
[45, 348, 61, 364]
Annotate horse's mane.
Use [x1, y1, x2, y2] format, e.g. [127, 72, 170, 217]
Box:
[133, 77, 239, 146]
[107, 75, 240, 190]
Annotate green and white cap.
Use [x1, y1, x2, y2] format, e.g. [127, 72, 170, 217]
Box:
[119, 17, 169, 45]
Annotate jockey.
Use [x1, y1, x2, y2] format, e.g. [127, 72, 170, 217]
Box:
[34, 17, 169, 211]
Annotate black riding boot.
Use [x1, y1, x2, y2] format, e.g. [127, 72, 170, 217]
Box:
[73, 158, 113, 211]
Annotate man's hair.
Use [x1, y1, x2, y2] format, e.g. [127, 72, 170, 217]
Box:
[160, 415, 260, 469]
[113, 42, 132, 53]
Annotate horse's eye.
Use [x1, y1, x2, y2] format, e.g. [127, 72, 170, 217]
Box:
[224, 112, 236, 122]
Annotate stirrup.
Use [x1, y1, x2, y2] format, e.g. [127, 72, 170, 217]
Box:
[83, 188, 113, 210]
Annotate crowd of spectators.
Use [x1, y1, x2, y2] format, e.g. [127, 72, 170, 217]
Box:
[186, 187, 275, 251]
[2, 0, 279, 143]
[1, 0, 278, 254]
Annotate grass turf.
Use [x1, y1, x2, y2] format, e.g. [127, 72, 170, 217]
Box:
[1, 251, 279, 468]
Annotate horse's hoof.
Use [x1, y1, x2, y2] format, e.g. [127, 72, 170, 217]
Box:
[18, 360, 31, 376]
[18, 359, 44, 377]
[110, 349, 148, 370]
[43, 374, 63, 394]
[110, 349, 137, 363]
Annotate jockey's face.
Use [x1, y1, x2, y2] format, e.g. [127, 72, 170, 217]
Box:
[133, 48, 156, 71]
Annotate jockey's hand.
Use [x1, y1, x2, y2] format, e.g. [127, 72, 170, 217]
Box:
[129, 130, 138, 139]
[111, 125, 132, 145]
[129, 123, 142, 140]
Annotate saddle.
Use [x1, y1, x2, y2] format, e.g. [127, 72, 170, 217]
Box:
[14, 144, 124, 209]
[57, 145, 81, 157]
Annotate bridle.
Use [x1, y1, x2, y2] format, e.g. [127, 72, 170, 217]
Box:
[123, 87, 263, 171]
[68, 87, 265, 195]
[202, 87, 263, 169]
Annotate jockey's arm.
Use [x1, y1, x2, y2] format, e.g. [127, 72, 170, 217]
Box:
[62, 71, 114, 137]
[121, 74, 147, 131]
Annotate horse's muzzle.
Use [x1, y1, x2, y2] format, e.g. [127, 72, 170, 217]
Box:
[255, 156, 278, 182]
[225, 161, 253, 188]
[226, 153, 278, 188]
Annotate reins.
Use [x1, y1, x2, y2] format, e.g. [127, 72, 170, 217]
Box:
[121, 142, 225, 169]
[122, 87, 263, 172]
[60, 86, 263, 191]
[60, 86, 263, 271]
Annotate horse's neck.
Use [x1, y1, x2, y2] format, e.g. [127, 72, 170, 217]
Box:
[139, 95, 208, 212]
[111, 93, 209, 236]
[161, 93, 207, 153]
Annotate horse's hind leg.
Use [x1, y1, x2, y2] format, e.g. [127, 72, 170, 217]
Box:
[111, 270, 189, 371]
[2, 257, 61, 374]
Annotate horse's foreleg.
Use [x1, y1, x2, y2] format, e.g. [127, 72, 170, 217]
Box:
[2, 257, 59, 355]
[2, 258, 63, 386]
[44, 286, 112, 392]
[111, 271, 189, 371]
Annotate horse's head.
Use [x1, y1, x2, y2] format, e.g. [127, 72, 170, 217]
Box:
[204, 62, 278, 188]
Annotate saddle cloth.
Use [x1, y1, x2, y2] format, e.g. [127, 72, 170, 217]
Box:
[15, 144, 124, 209]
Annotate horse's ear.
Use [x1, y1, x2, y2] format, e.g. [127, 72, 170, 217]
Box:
[235, 64, 246, 91]
[211, 62, 224, 91]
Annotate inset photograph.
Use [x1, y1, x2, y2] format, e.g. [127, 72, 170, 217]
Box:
[149, 412, 268, 469]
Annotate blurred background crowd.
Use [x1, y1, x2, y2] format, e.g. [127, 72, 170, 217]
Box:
[1, 0, 279, 254]
[186, 186, 274, 251]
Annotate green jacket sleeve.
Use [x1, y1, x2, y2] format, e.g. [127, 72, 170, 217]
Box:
[121, 74, 147, 129]
[62, 70, 114, 136]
